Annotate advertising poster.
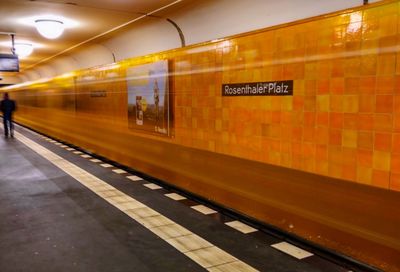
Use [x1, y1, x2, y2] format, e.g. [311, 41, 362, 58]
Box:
[127, 60, 170, 135]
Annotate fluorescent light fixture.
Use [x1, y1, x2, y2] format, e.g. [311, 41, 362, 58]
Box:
[14, 43, 33, 57]
[35, 19, 64, 39]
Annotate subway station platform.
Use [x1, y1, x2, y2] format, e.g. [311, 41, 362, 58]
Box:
[0, 123, 354, 272]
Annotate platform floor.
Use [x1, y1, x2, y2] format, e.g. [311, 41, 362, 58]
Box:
[0, 124, 353, 272]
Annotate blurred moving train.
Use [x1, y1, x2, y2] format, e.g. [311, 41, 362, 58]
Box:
[2, 1, 400, 271]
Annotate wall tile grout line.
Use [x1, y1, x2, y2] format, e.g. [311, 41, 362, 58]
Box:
[14, 131, 259, 272]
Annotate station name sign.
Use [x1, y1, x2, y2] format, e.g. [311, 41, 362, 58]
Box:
[222, 80, 293, 96]
[90, 90, 107, 98]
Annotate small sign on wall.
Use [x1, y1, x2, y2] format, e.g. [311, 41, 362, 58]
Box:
[90, 90, 107, 97]
[222, 80, 293, 96]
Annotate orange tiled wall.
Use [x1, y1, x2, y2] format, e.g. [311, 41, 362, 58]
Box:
[169, 1, 400, 191]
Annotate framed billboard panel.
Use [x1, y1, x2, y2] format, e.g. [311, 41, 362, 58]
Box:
[127, 60, 170, 136]
[0, 54, 19, 72]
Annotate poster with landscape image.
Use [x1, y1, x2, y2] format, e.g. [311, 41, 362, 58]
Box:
[127, 60, 170, 136]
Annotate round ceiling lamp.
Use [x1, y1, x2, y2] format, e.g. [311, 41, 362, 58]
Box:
[14, 43, 33, 57]
[35, 19, 64, 39]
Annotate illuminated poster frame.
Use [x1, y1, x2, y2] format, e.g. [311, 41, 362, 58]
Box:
[127, 60, 171, 136]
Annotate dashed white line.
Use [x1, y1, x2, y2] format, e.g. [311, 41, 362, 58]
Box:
[191, 205, 217, 215]
[112, 169, 127, 174]
[225, 221, 257, 234]
[127, 175, 142, 181]
[271, 242, 313, 259]
[90, 159, 101, 163]
[144, 183, 162, 190]
[165, 193, 186, 201]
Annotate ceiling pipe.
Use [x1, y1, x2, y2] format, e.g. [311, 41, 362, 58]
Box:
[139, 12, 185, 47]
[165, 18, 186, 47]
[99, 43, 117, 63]
[10, 34, 16, 55]
[0, 32, 17, 55]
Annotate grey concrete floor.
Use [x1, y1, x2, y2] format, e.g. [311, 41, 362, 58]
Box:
[0, 125, 352, 272]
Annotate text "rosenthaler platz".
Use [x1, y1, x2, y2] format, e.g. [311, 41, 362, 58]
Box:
[222, 80, 293, 96]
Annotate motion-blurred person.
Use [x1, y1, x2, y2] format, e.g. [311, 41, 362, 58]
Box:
[1, 92, 16, 138]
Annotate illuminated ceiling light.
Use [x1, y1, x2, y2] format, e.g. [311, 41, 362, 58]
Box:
[14, 43, 33, 57]
[35, 19, 64, 39]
